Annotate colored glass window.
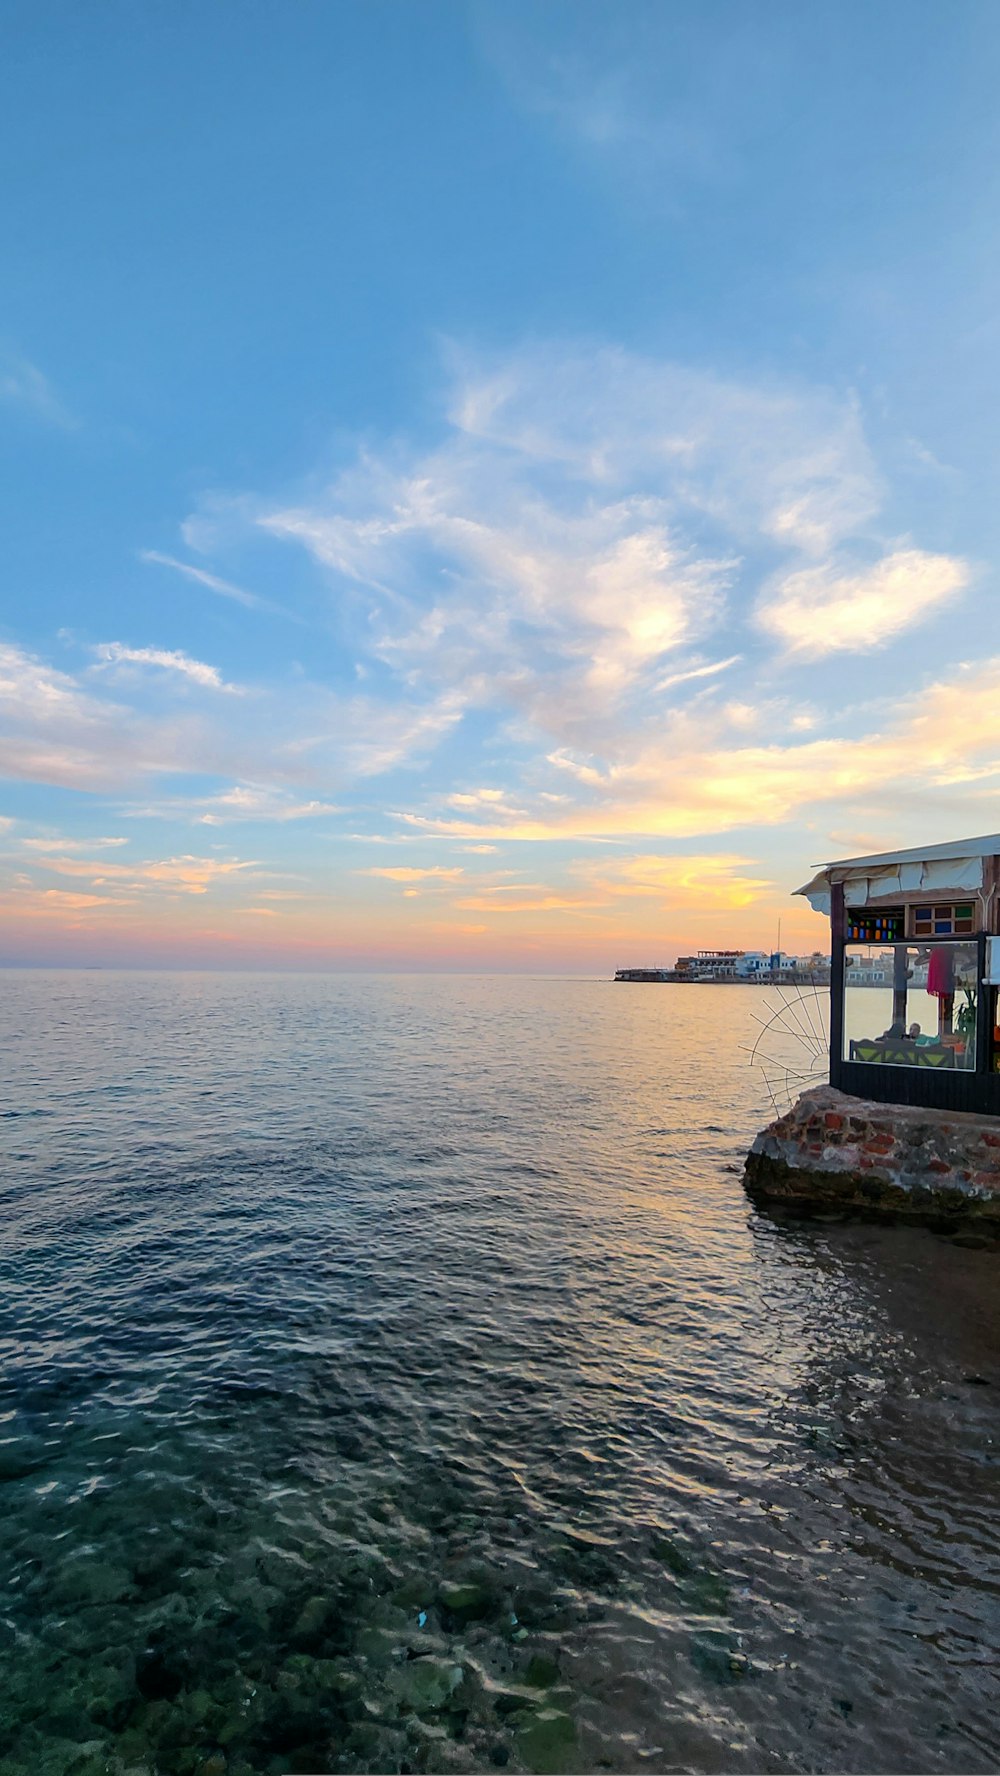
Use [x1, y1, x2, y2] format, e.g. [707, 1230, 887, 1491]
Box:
[845, 908, 904, 943]
[914, 902, 976, 937]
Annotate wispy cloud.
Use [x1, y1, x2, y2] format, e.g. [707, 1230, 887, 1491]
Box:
[574, 852, 773, 908]
[0, 638, 455, 806]
[5, 341, 986, 948]
[389, 654, 1000, 844]
[195, 785, 341, 824]
[21, 834, 127, 851]
[363, 866, 465, 884]
[756, 547, 970, 657]
[148, 340, 980, 877]
[9, 889, 134, 915]
[93, 642, 241, 693]
[241, 343, 906, 778]
[471, 12, 754, 211]
[28, 853, 261, 896]
[655, 654, 741, 692]
[139, 550, 286, 616]
[0, 352, 77, 429]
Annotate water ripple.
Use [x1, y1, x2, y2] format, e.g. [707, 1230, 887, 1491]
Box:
[0, 971, 998, 1774]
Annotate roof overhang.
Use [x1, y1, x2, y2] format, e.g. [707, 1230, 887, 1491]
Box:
[794, 833, 1000, 919]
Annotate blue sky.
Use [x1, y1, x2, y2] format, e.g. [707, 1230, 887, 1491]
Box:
[3, 1, 999, 968]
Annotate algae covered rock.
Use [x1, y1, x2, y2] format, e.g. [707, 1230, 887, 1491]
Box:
[683, 1567, 730, 1616]
[650, 1534, 693, 1577]
[690, 1633, 751, 1684]
[291, 1594, 330, 1640]
[437, 1578, 495, 1625]
[515, 1708, 578, 1773]
[387, 1656, 464, 1713]
[523, 1654, 561, 1689]
[53, 1560, 133, 1607]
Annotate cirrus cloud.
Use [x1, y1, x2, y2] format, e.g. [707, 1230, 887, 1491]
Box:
[93, 642, 240, 693]
[755, 547, 970, 657]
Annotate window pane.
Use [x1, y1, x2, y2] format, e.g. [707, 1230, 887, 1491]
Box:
[844, 941, 978, 1070]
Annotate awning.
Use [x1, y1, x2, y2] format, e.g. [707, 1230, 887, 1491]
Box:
[794, 834, 1000, 918]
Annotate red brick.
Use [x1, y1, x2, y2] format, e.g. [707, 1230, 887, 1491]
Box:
[927, 1157, 951, 1174]
[982, 1133, 1000, 1149]
[864, 1135, 894, 1155]
[824, 1113, 844, 1131]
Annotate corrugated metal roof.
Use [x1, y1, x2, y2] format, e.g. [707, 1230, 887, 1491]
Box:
[805, 833, 1000, 874]
[794, 834, 1000, 913]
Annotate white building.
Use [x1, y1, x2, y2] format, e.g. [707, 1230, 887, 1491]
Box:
[734, 951, 770, 977]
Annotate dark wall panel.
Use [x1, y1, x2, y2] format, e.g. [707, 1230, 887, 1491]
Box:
[833, 1059, 1000, 1117]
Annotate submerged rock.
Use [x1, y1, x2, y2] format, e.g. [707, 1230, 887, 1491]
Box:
[690, 1634, 751, 1684]
[523, 1654, 561, 1689]
[291, 1593, 332, 1640]
[650, 1534, 692, 1577]
[514, 1708, 578, 1774]
[386, 1656, 464, 1713]
[53, 1561, 133, 1608]
[437, 1578, 495, 1622]
[683, 1568, 730, 1616]
[0, 1435, 50, 1481]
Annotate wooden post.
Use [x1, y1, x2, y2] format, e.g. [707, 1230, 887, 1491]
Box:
[976, 931, 990, 1076]
[892, 943, 909, 1029]
[830, 881, 845, 1085]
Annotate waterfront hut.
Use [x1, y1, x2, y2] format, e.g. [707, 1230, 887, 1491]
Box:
[795, 833, 1000, 1116]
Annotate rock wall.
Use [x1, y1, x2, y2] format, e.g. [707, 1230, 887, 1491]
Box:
[745, 1084, 1000, 1226]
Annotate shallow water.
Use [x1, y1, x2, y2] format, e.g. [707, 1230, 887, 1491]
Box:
[1, 971, 998, 1776]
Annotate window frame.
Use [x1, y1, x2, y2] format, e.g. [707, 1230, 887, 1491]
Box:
[841, 935, 981, 1073]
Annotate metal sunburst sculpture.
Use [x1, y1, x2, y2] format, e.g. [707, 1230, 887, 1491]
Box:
[745, 980, 830, 1116]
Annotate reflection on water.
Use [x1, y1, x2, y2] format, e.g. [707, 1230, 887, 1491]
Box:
[0, 973, 998, 1776]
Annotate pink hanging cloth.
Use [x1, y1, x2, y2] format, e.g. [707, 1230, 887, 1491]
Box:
[927, 947, 955, 997]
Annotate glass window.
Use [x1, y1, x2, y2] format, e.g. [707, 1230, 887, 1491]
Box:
[846, 908, 904, 942]
[913, 902, 975, 938]
[844, 940, 978, 1070]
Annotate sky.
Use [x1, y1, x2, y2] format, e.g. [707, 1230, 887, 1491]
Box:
[2, 0, 1000, 971]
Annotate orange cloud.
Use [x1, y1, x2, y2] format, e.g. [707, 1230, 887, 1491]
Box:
[363, 866, 465, 883]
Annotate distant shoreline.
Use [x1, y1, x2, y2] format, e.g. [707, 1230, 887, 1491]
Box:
[614, 971, 831, 986]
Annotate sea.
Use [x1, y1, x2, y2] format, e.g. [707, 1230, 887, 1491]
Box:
[1, 970, 998, 1776]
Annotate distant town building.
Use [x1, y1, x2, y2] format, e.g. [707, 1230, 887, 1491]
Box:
[615, 948, 831, 983]
[735, 951, 770, 977]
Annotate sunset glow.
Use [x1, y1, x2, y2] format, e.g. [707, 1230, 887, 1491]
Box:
[3, 7, 996, 971]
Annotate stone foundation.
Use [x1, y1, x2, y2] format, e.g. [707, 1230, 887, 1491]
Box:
[745, 1084, 1000, 1226]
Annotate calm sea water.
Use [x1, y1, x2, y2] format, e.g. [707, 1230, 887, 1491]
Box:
[1, 972, 998, 1776]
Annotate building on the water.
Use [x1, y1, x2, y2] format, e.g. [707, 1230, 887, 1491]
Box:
[794, 832, 1000, 1115]
[745, 833, 1000, 1227]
